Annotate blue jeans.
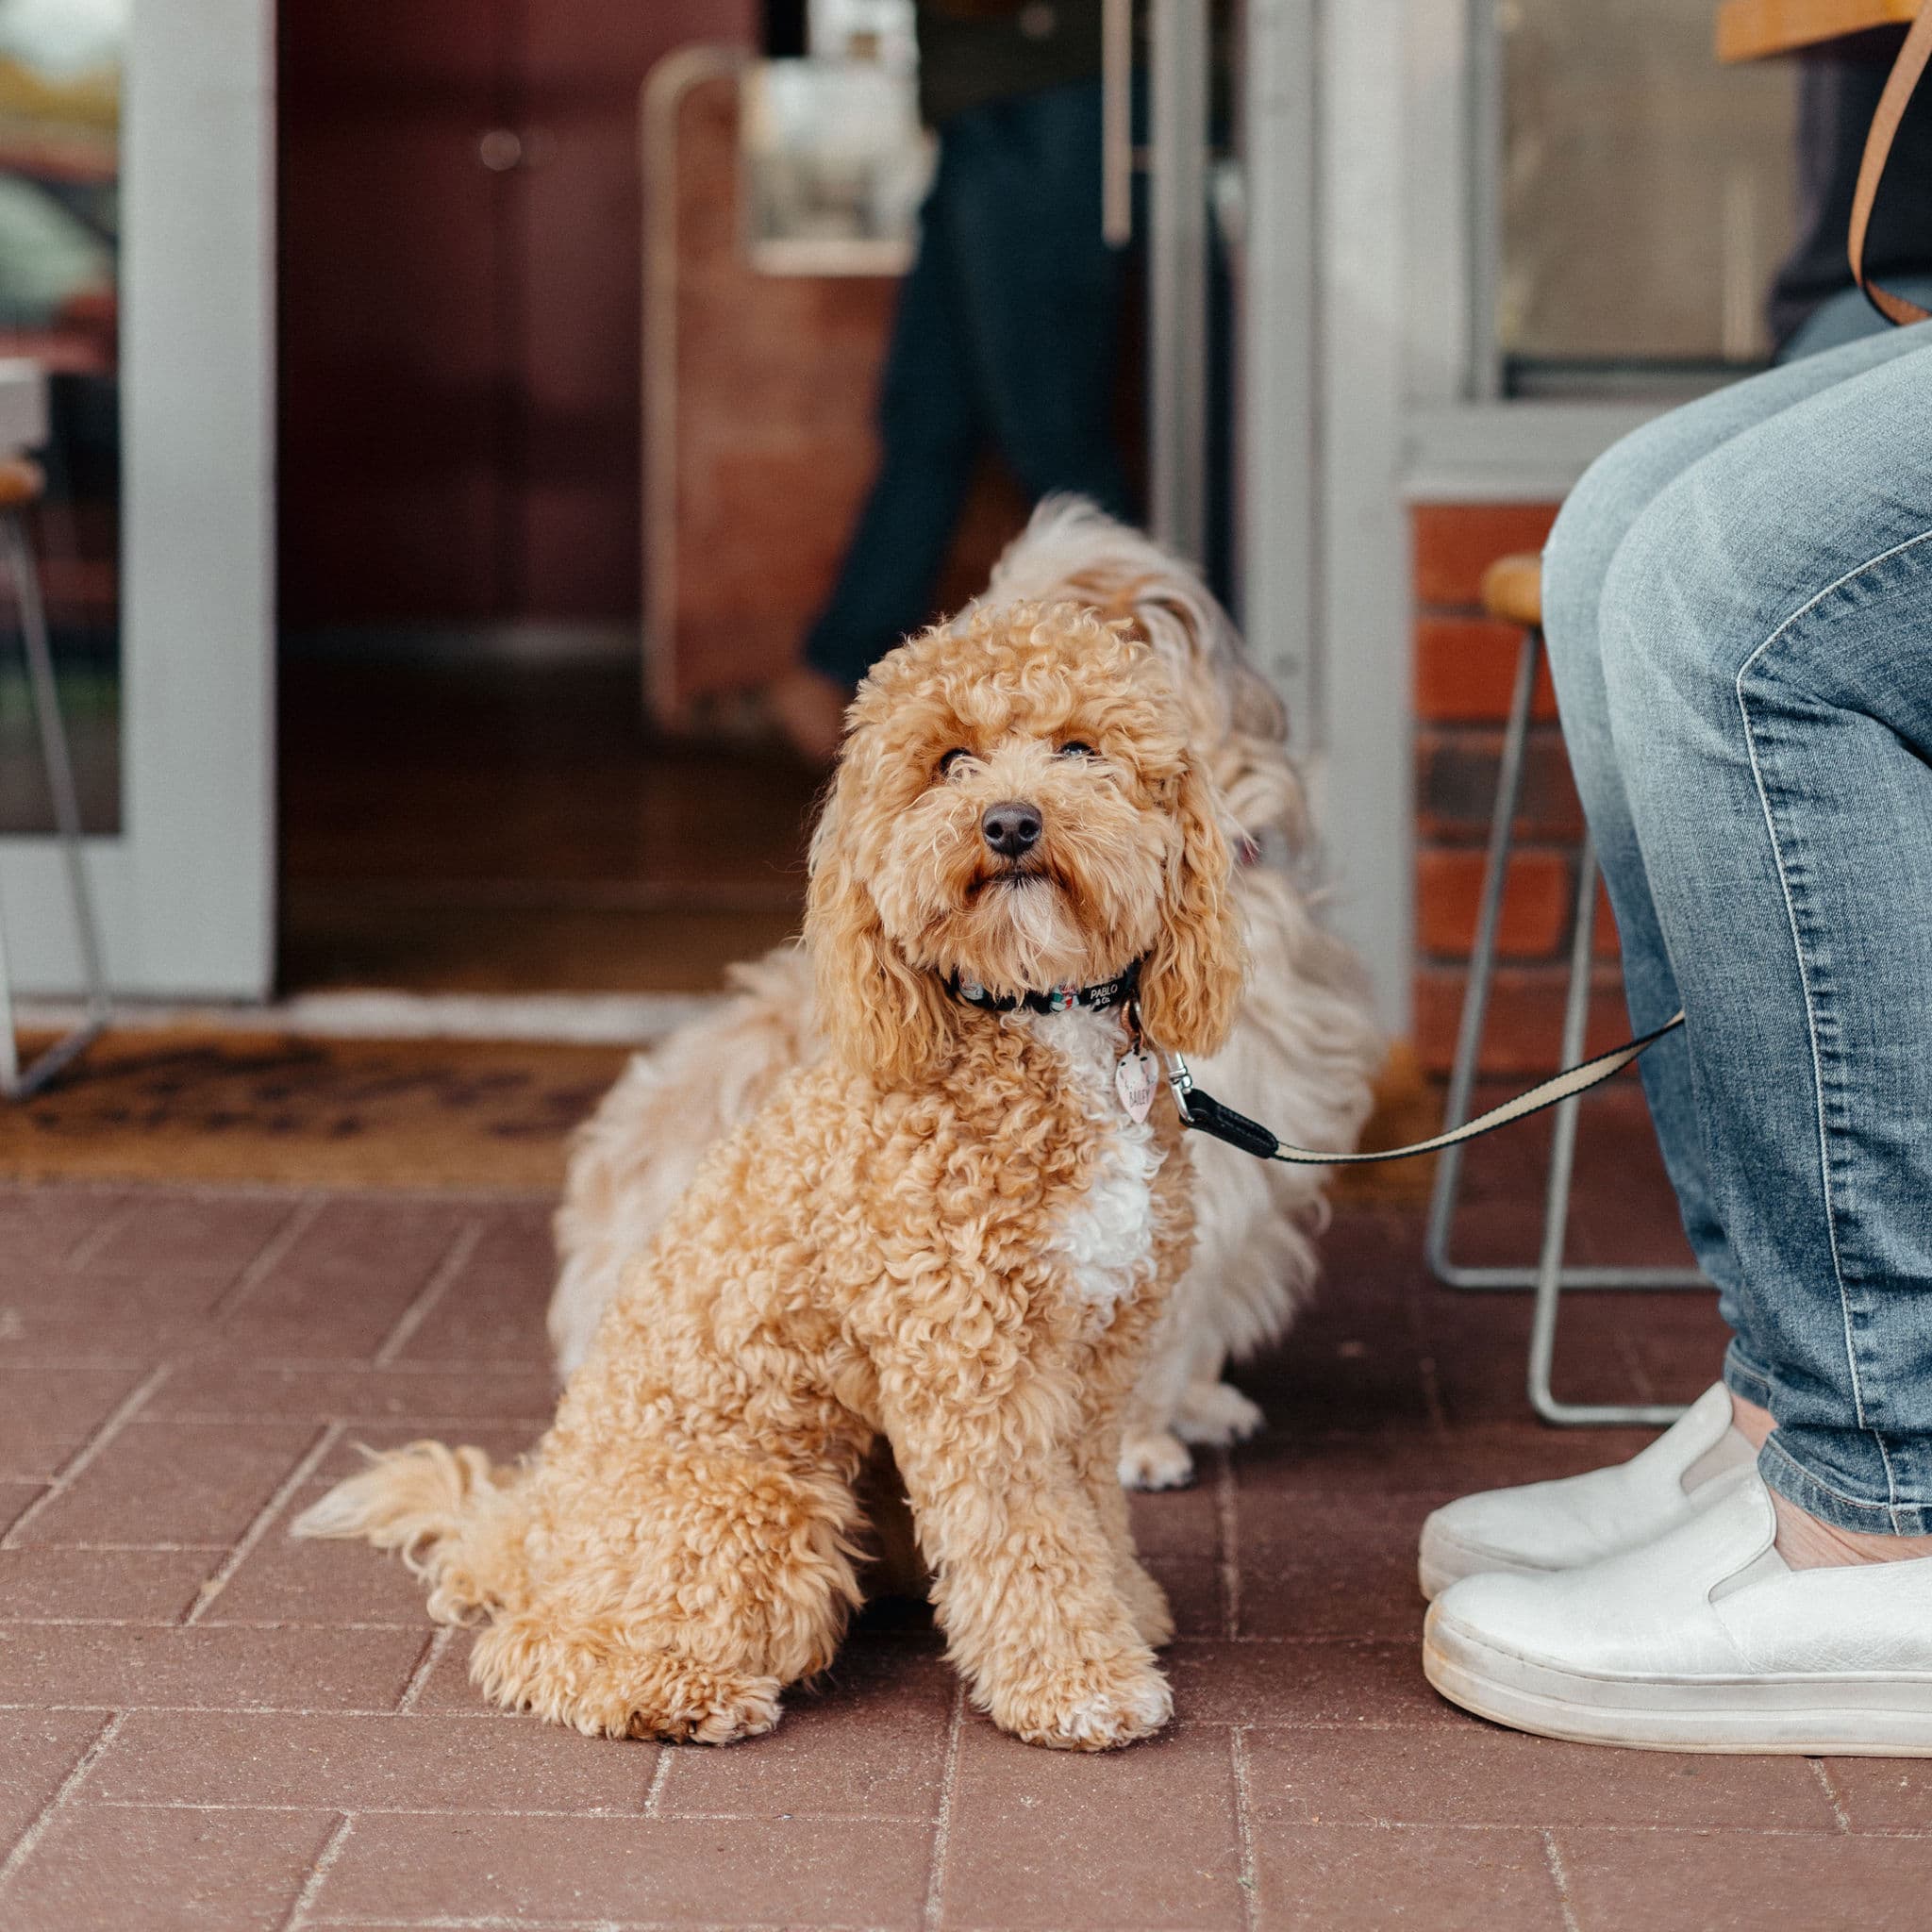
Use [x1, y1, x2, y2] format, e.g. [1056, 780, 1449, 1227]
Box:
[1780, 280, 1932, 363]
[804, 80, 1132, 689]
[1542, 321, 1932, 1534]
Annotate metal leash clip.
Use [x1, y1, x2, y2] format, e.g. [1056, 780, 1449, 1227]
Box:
[1162, 1051, 1284, 1160]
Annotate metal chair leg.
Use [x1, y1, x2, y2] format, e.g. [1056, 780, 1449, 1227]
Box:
[1528, 829, 1688, 1427]
[1424, 623, 1703, 1295]
[0, 505, 108, 1099]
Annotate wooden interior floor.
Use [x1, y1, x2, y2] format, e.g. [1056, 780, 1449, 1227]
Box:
[278, 658, 822, 993]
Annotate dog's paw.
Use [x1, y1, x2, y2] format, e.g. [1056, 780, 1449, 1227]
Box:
[537, 1656, 782, 1747]
[1118, 1429, 1196, 1491]
[994, 1655, 1174, 1752]
[1172, 1380, 1265, 1447]
[644, 1670, 785, 1746]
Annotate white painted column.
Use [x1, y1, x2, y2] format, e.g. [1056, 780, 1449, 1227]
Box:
[1237, 0, 1319, 737]
[1147, 0, 1210, 563]
[1315, 0, 1412, 1032]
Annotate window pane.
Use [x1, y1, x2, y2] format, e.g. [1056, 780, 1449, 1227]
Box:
[1500, 0, 1798, 377]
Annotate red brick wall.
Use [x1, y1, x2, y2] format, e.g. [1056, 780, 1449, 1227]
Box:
[1411, 505, 1630, 1078]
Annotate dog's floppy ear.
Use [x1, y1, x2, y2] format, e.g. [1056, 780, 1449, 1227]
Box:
[1138, 753, 1245, 1058]
[804, 777, 957, 1088]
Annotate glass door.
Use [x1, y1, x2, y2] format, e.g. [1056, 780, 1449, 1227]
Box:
[0, 0, 275, 1000]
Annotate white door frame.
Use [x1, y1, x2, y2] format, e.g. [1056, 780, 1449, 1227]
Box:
[1238, 0, 1670, 1035]
[1310, 0, 1415, 1033]
[1237, 0, 1415, 1032]
[1236, 0, 1317, 743]
[0, 0, 275, 998]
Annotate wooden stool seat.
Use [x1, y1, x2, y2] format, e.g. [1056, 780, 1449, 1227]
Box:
[1427, 541, 1704, 1426]
[1480, 552, 1543, 630]
[0, 458, 44, 513]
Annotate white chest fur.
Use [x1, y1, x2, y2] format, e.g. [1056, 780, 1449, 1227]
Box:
[1027, 1007, 1163, 1309]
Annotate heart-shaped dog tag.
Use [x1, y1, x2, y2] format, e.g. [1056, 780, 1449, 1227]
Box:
[1115, 1049, 1158, 1123]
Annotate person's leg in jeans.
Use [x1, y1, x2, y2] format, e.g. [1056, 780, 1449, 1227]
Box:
[1778, 277, 1932, 363]
[1418, 325, 1932, 1607]
[1597, 325, 1932, 1541]
[1423, 329, 1932, 1751]
[1541, 324, 1932, 1369]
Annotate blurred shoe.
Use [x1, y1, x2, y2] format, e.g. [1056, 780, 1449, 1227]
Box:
[1424, 1474, 1932, 1753]
[767, 665, 848, 767]
[1418, 1382, 1754, 1598]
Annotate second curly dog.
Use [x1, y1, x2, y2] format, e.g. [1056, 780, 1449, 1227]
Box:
[293, 603, 1243, 1751]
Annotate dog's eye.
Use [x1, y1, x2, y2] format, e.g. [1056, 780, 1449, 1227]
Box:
[1057, 741, 1095, 759]
[937, 748, 973, 779]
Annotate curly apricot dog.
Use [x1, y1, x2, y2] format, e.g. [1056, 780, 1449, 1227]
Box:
[549, 500, 1380, 1493]
[293, 603, 1242, 1751]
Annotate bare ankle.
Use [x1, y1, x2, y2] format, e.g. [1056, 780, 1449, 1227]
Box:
[1722, 1393, 1932, 1566]
[1729, 1391, 1774, 1451]
[1771, 1490, 1932, 1570]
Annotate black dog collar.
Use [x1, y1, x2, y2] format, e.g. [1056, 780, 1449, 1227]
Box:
[947, 958, 1142, 1018]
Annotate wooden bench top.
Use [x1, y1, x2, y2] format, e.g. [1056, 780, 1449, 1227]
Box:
[0, 457, 42, 511]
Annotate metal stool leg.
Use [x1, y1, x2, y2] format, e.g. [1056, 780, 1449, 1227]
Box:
[1424, 623, 1703, 1298]
[1424, 624, 1536, 1287]
[0, 505, 108, 1099]
[1528, 829, 1687, 1427]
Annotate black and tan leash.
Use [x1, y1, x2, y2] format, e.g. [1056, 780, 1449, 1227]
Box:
[1159, 1009, 1686, 1166]
[941, 962, 1685, 1165]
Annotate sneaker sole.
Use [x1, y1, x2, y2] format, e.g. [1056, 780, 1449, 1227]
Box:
[1424, 1604, 1932, 1755]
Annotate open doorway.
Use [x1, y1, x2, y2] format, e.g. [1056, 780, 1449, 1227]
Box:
[274, 1, 1125, 1005]
[276, 0, 821, 1001]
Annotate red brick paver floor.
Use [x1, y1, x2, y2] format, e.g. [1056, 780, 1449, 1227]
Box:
[4, 1140, 1930, 1929]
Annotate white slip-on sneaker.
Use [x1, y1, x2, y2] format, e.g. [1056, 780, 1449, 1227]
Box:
[1417, 1381, 1755, 1599]
[1424, 1473, 1932, 1755]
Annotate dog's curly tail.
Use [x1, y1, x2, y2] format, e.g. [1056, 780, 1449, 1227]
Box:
[291, 1440, 527, 1624]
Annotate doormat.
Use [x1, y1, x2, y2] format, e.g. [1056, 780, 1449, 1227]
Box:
[2, 1024, 1435, 1199]
[0, 1028, 633, 1191]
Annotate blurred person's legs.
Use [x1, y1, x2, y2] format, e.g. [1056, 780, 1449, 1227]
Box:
[798, 148, 983, 699]
[774, 158, 981, 761]
[1426, 326, 1932, 1750]
[781, 81, 1126, 759]
[939, 80, 1128, 517]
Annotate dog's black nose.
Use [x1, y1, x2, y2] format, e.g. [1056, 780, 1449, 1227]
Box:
[981, 800, 1042, 858]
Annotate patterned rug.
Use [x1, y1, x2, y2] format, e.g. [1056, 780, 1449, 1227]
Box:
[0, 1029, 632, 1189]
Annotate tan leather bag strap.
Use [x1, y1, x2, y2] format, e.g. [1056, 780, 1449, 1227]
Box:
[1850, 1, 1932, 325]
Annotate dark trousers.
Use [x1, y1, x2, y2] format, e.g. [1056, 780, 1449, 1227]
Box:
[804, 79, 1131, 689]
